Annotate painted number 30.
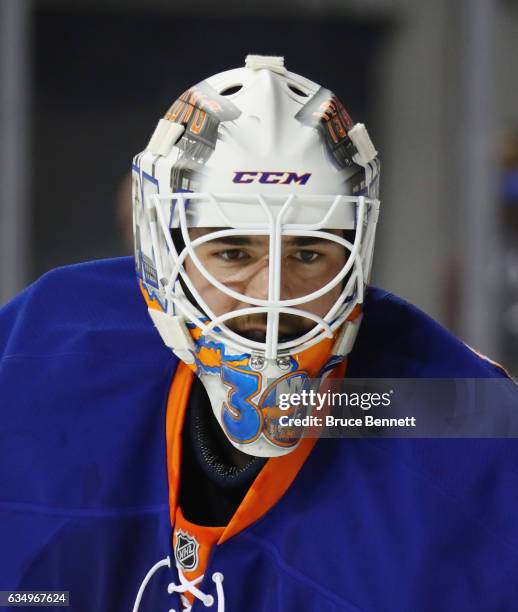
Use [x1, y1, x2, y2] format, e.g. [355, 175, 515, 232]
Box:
[221, 364, 263, 443]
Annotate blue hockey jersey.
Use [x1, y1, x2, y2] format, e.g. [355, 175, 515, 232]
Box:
[0, 257, 517, 612]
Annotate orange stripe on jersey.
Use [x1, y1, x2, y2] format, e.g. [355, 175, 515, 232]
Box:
[172, 506, 224, 605]
[165, 359, 347, 604]
[218, 435, 317, 543]
[166, 364, 320, 540]
[166, 361, 348, 531]
[165, 362, 194, 526]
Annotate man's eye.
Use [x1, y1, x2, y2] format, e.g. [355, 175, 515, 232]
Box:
[217, 249, 247, 262]
[294, 250, 320, 263]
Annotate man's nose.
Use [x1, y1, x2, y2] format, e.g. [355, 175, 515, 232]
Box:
[242, 258, 270, 301]
[239, 260, 299, 302]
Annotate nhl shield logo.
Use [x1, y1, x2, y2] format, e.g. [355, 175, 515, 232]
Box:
[174, 529, 199, 571]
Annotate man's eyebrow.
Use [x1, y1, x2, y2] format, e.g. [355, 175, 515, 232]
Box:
[206, 235, 253, 246]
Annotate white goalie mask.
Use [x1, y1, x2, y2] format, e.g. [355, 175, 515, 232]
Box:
[132, 55, 380, 457]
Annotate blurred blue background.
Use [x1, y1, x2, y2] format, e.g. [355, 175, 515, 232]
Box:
[1, 0, 517, 374]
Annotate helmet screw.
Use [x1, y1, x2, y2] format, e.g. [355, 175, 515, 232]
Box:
[276, 356, 291, 371]
[250, 354, 265, 371]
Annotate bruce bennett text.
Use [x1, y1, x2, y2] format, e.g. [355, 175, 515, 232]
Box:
[278, 415, 417, 428]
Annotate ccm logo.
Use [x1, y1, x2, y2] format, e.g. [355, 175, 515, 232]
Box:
[232, 171, 311, 185]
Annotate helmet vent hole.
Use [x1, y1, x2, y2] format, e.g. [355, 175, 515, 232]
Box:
[288, 83, 309, 97]
[219, 85, 243, 96]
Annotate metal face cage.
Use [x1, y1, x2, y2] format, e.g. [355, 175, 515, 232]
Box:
[143, 190, 379, 360]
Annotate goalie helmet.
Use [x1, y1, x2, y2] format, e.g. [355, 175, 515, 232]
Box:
[132, 55, 380, 457]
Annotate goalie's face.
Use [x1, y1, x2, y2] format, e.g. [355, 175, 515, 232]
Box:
[185, 228, 348, 343]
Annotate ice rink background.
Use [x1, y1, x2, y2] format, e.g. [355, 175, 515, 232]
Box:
[1, 0, 517, 374]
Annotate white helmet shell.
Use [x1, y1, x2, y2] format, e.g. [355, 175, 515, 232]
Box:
[132, 55, 380, 457]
